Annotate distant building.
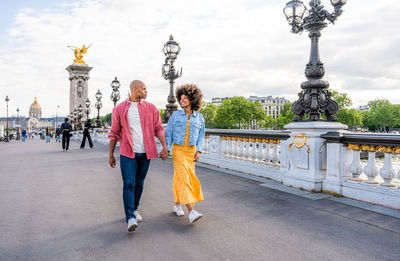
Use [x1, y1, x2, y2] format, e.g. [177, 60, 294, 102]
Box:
[247, 96, 290, 119]
[0, 97, 65, 132]
[211, 97, 231, 105]
[357, 103, 370, 111]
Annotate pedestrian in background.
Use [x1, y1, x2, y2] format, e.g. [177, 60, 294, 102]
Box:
[80, 119, 94, 149]
[61, 118, 72, 151]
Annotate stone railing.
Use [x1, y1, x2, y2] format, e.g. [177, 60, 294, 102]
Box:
[322, 132, 400, 208]
[200, 129, 290, 182]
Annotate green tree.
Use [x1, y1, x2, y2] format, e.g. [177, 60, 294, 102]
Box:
[213, 97, 266, 129]
[330, 89, 352, 110]
[336, 109, 363, 128]
[159, 109, 165, 123]
[101, 113, 112, 127]
[276, 102, 295, 129]
[200, 102, 217, 128]
[364, 99, 399, 132]
[263, 115, 276, 129]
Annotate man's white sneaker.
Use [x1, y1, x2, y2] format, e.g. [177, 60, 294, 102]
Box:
[127, 218, 138, 232]
[173, 204, 184, 216]
[134, 211, 142, 222]
[189, 210, 203, 224]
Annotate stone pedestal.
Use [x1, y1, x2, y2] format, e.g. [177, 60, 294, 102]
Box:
[66, 63, 93, 114]
[283, 121, 347, 192]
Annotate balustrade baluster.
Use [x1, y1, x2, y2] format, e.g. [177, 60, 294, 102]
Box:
[348, 144, 365, 181]
[363, 145, 380, 185]
[379, 146, 397, 187]
[272, 140, 279, 166]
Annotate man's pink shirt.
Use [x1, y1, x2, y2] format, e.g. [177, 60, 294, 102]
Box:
[108, 99, 165, 159]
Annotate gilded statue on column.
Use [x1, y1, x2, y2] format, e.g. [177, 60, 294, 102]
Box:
[67, 44, 92, 64]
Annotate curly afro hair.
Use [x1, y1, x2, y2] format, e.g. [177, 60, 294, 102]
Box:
[175, 83, 203, 111]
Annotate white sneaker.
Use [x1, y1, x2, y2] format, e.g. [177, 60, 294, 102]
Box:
[134, 211, 142, 222]
[127, 218, 138, 232]
[189, 210, 203, 224]
[173, 204, 184, 216]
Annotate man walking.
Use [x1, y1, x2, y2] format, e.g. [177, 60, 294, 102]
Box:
[61, 118, 72, 151]
[108, 80, 168, 233]
[80, 119, 94, 149]
[21, 129, 27, 142]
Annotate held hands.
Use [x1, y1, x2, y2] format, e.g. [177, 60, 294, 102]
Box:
[109, 155, 116, 168]
[159, 147, 168, 161]
[193, 151, 201, 162]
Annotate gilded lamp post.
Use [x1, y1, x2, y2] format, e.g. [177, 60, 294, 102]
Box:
[283, 0, 347, 121]
[162, 35, 182, 122]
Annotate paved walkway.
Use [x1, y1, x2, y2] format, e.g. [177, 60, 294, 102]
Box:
[1, 139, 400, 261]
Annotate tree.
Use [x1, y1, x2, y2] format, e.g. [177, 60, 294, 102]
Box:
[330, 89, 352, 110]
[101, 113, 112, 127]
[263, 115, 276, 129]
[200, 102, 217, 128]
[213, 97, 266, 129]
[364, 99, 399, 132]
[276, 102, 295, 129]
[159, 109, 165, 123]
[336, 108, 363, 128]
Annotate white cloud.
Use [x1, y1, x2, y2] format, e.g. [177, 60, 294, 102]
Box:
[0, 0, 399, 117]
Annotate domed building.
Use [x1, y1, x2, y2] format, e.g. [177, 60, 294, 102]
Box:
[27, 97, 53, 130]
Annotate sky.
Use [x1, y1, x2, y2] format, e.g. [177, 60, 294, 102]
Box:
[0, 0, 399, 118]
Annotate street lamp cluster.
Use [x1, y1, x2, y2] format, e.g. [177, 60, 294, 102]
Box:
[283, 0, 347, 121]
[162, 35, 182, 122]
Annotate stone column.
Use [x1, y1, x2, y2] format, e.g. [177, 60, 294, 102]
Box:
[283, 121, 347, 192]
[66, 63, 93, 115]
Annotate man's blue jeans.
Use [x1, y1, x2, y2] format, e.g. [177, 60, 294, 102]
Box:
[120, 154, 150, 223]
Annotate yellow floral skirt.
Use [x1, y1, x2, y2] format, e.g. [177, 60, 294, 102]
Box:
[172, 142, 204, 205]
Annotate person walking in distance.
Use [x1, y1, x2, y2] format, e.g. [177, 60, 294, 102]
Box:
[45, 127, 51, 143]
[61, 118, 72, 151]
[165, 83, 205, 224]
[80, 119, 94, 149]
[21, 128, 27, 142]
[56, 125, 62, 142]
[108, 80, 168, 233]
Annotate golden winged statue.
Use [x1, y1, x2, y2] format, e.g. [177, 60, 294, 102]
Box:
[67, 44, 92, 64]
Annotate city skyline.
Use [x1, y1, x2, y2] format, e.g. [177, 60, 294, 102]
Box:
[0, 0, 399, 117]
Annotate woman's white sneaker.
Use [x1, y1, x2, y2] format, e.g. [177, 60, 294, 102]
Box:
[134, 211, 142, 222]
[127, 218, 138, 232]
[173, 204, 184, 216]
[189, 210, 203, 224]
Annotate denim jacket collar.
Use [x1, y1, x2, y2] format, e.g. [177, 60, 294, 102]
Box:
[179, 109, 197, 118]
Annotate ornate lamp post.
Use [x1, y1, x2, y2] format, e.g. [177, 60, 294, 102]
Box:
[95, 90, 103, 128]
[16, 108, 20, 140]
[85, 98, 91, 120]
[283, 0, 347, 121]
[110, 77, 121, 107]
[162, 35, 182, 122]
[4, 96, 9, 142]
[73, 108, 78, 131]
[77, 104, 84, 130]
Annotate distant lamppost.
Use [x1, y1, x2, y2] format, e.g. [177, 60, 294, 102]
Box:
[110, 77, 121, 107]
[56, 105, 59, 129]
[283, 0, 346, 121]
[16, 107, 20, 140]
[78, 104, 84, 130]
[73, 108, 78, 131]
[162, 35, 182, 122]
[85, 98, 91, 120]
[95, 90, 103, 128]
[4, 96, 9, 142]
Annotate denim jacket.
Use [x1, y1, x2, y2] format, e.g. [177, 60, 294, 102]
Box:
[165, 110, 205, 152]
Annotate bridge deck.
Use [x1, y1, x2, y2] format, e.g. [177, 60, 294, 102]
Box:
[1, 139, 399, 261]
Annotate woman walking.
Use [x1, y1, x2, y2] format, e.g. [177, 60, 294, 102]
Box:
[166, 83, 205, 224]
[45, 127, 51, 143]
